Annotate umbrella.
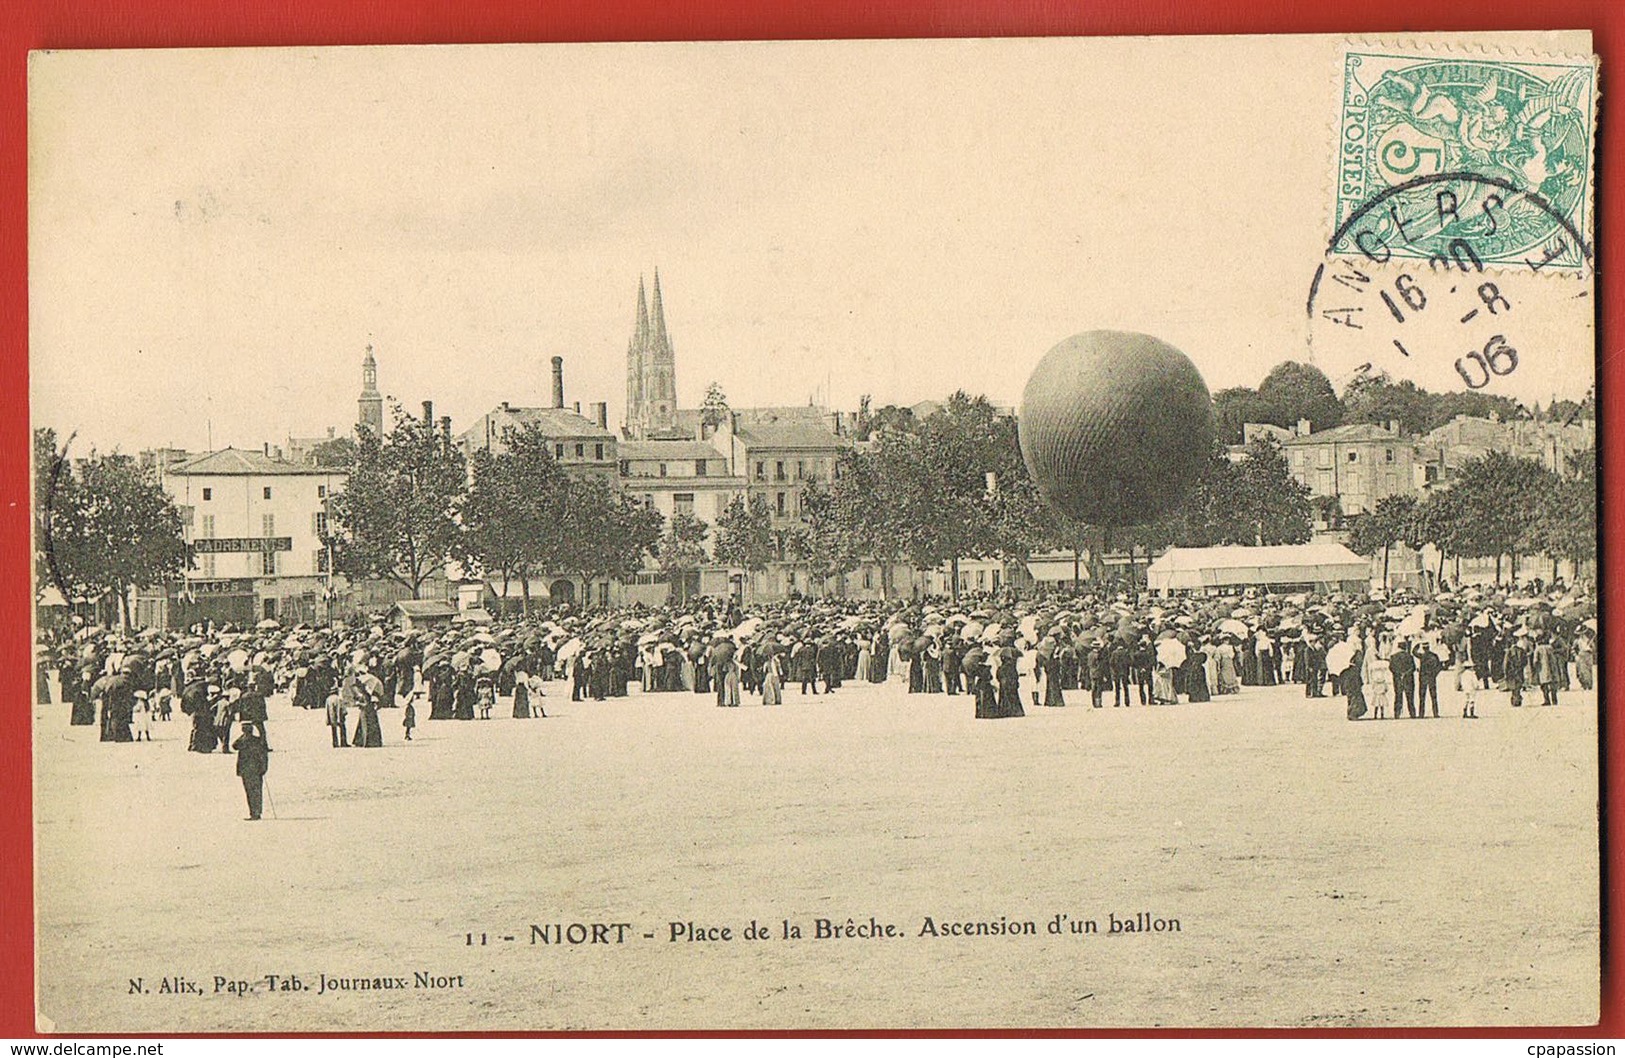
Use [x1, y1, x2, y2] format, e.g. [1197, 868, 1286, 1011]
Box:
[471, 632, 496, 644]
[256, 618, 280, 630]
[1018, 615, 1039, 641]
[555, 637, 585, 662]
[638, 632, 660, 646]
[1218, 619, 1249, 638]
[479, 648, 502, 671]
[1396, 607, 1427, 638]
[1583, 618, 1598, 633]
[982, 623, 1004, 641]
[227, 648, 251, 673]
[1325, 640, 1356, 676]
[1155, 639, 1187, 667]
[960, 621, 984, 640]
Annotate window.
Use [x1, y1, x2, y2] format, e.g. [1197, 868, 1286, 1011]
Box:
[863, 567, 873, 590]
[674, 493, 695, 519]
[643, 494, 654, 508]
[1317, 448, 1332, 468]
[619, 460, 631, 475]
[202, 487, 212, 501]
[317, 484, 327, 498]
[555, 443, 565, 458]
[1384, 473, 1398, 493]
[261, 550, 277, 575]
[775, 461, 786, 482]
[201, 514, 216, 539]
[315, 549, 329, 574]
[575, 444, 585, 458]
[1385, 448, 1395, 463]
[714, 493, 730, 519]
[754, 461, 765, 481]
[1347, 451, 1358, 463]
[659, 463, 668, 478]
[796, 460, 805, 480]
[1317, 470, 1333, 493]
[776, 492, 786, 515]
[595, 443, 604, 460]
[314, 511, 328, 536]
[1425, 465, 1439, 482]
[695, 460, 708, 477]
[263, 486, 273, 499]
[202, 553, 216, 577]
[262, 514, 276, 537]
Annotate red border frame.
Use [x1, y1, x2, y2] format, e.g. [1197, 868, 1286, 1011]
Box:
[2, 0, 1619, 1040]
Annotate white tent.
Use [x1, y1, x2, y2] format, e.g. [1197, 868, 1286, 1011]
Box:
[1145, 544, 1370, 595]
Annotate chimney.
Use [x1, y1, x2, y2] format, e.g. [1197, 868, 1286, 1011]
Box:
[326, 426, 335, 439]
[1297, 418, 1311, 436]
[441, 416, 452, 448]
[263, 442, 270, 457]
[592, 401, 608, 429]
[551, 356, 565, 409]
[422, 400, 434, 425]
[574, 401, 582, 415]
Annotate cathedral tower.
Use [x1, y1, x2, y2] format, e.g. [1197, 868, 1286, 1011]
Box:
[357, 344, 383, 439]
[623, 270, 678, 438]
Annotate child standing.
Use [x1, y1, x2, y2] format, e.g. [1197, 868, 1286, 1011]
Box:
[1366, 654, 1393, 720]
[403, 691, 419, 741]
[1460, 661, 1481, 719]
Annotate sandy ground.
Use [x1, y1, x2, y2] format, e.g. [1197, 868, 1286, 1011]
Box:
[34, 674, 1598, 1032]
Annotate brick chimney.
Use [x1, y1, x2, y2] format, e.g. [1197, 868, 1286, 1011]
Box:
[440, 416, 452, 448]
[551, 356, 565, 409]
[592, 401, 608, 429]
[422, 400, 434, 425]
[1297, 418, 1312, 436]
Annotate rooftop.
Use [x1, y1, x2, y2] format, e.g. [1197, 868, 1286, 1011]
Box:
[169, 448, 343, 476]
[471, 405, 615, 440]
[619, 440, 728, 462]
[734, 421, 849, 451]
[1280, 423, 1402, 446]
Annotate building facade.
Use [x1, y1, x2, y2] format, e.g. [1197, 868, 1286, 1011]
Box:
[137, 447, 348, 628]
[1280, 421, 1420, 516]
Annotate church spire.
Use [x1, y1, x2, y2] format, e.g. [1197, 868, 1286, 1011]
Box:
[651, 268, 669, 350]
[635, 275, 651, 347]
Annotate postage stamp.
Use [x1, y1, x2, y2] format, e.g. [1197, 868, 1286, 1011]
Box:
[1332, 48, 1597, 270]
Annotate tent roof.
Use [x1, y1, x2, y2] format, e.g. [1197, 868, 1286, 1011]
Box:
[1146, 543, 1368, 574]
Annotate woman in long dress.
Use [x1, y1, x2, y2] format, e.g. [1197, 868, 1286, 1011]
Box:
[761, 649, 784, 706]
[1152, 660, 1178, 704]
[1184, 643, 1211, 703]
[512, 669, 531, 718]
[1214, 638, 1240, 695]
[854, 638, 872, 684]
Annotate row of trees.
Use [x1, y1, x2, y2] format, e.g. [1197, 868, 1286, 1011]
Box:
[706, 394, 1318, 601]
[332, 411, 664, 609]
[1346, 448, 1596, 587]
[1211, 360, 1588, 445]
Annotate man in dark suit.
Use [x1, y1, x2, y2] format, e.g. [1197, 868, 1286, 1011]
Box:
[1389, 641, 1417, 719]
[1415, 642, 1443, 718]
[1109, 641, 1132, 707]
[233, 726, 270, 821]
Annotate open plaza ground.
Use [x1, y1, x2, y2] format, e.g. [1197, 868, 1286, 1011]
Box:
[34, 675, 1598, 1031]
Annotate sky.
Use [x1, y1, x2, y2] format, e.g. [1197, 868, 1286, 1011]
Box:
[29, 34, 1595, 456]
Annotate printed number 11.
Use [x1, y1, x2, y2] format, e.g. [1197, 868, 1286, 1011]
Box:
[466, 932, 487, 946]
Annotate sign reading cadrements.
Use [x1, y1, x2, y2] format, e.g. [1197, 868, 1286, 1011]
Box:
[191, 537, 293, 554]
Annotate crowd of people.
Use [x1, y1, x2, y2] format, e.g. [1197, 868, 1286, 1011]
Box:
[42, 577, 1597, 747]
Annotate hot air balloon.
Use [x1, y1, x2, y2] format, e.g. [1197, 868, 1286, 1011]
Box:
[1019, 330, 1214, 527]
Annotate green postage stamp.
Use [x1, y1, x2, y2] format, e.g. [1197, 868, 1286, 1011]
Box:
[1333, 48, 1597, 270]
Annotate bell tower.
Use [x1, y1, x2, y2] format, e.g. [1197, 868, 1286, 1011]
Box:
[357, 344, 383, 439]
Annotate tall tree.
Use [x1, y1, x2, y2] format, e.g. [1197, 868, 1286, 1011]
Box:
[1345, 493, 1418, 588]
[1443, 450, 1548, 584]
[454, 423, 568, 613]
[714, 493, 776, 576]
[699, 382, 731, 429]
[1257, 361, 1344, 433]
[328, 405, 467, 599]
[557, 477, 663, 604]
[306, 435, 359, 468]
[1229, 436, 1314, 546]
[655, 512, 710, 603]
[36, 437, 191, 627]
[792, 479, 860, 595]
